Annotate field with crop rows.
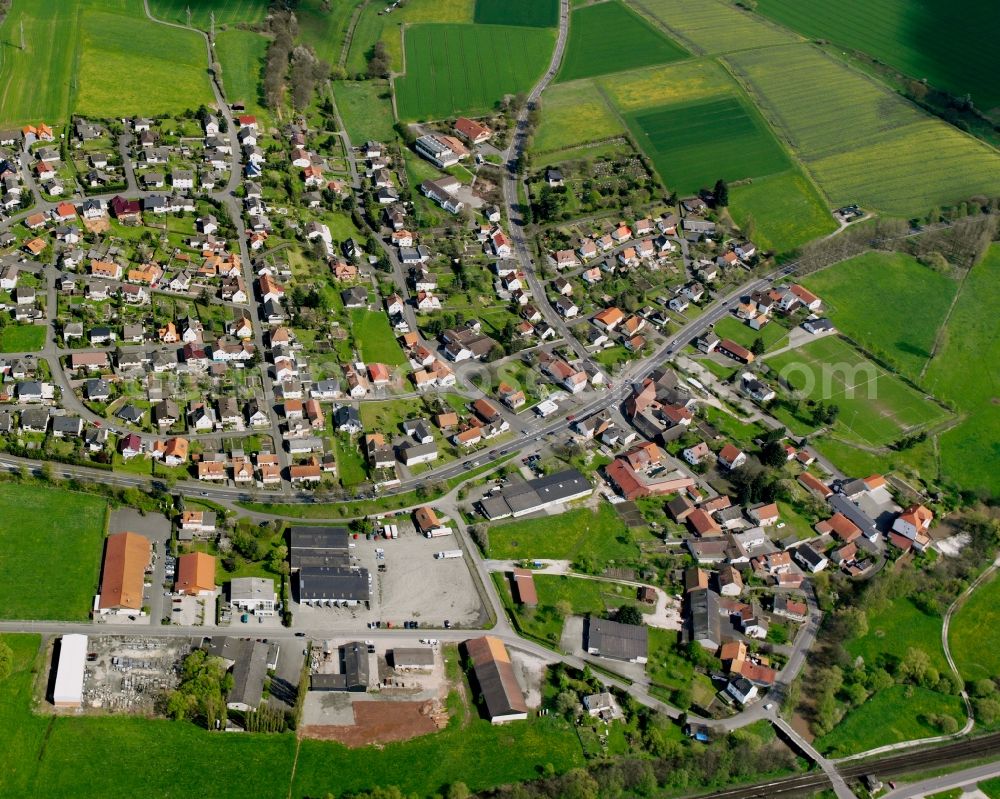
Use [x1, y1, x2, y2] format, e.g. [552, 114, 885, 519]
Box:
[598, 58, 732, 112]
[475, 0, 558, 27]
[558, 0, 687, 82]
[636, 0, 800, 55]
[624, 95, 790, 194]
[215, 29, 268, 113]
[729, 171, 836, 254]
[395, 24, 554, 121]
[533, 79, 625, 152]
[148, 0, 267, 28]
[755, 0, 1000, 116]
[725, 45, 1000, 215]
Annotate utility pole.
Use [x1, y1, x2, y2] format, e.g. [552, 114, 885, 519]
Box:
[20, 19, 25, 50]
[209, 11, 215, 42]
[186, 6, 191, 27]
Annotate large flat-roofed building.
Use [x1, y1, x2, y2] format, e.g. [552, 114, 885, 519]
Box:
[53, 634, 88, 708]
[289, 525, 351, 570]
[96, 531, 151, 614]
[479, 469, 592, 520]
[298, 566, 371, 606]
[229, 577, 277, 616]
[585, 617, 648, 663]
[463, 636, 528, 724]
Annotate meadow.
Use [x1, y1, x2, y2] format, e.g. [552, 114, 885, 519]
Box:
[349, 308, 407, 365]
[296, 0, 358, 65]
[533, 79, 625, 152]
[637, 0, 800, 55]
[475, 0, 558, 27]
[766, 336, 950, 447]
[598, 58, 732, 112]
[557, 0, 687, 82]
[0, 324, 46, 352]
[0, 483, 107, 620]
[949, 572, 1000, 682]
[847, 596, 949, 674]
[332, 79, 396, 144]
[754, 0, 1000, 116]
[148, 0, 267, 28]
[713, 316, 788, 352]
[623, 95, 790, 194]
[214, 29, 268, 113]
[728, 170, 837, 254]
[802, 252, 959, 380]
[395, 23, 554, 121]
[725, 45, 1000, 215]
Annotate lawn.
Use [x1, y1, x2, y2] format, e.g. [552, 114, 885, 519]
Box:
[214, 29, 268, 113]
[728, 170, 836, 254]
[725, 44, 1000, 216]
[981, 778, 1000, 799]
[802, 252, 958, 381]
[0, 483, 107, 620]
[148, 0, 267, 28]
[766, 336, 950, 447]
[754, 0, 1000, 115]
[334, 434, 368, 487]
[395, 23, 554, 121]
[488, 502, 639, 565]
[949, 572, 1000, 683]
[349, 308, 406, 366]
[74, 3, 215, 118]
[475, 0, 558, 27]
[533, 79, 625, 153]
[623, 94, 791, 195]
[0, 324, 45, 352]
[557, 1, 687, 82]
[713, 316, 788, 353]
[815, 684, 964, 756]
[922, 246, 1000, 499]
[847, 597, 948, 674]
[332, 79, 396, 145]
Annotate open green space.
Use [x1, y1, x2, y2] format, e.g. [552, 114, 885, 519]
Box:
[296, 0, 357, 65]
[488, 502, 639, 565]
[638, 0, 801, 55]
[0, 482, 107, 621]
[148, 0, 267, 28]
[533, 79, 625, 153]
[980, 778, 1000, 799]
[214, 29, 268, 113]
[724, 44, 1000, 216]
[334, 434, 368, 486]
[713, 316, 788, 353]
[349, 308, 406, 366]
[395, 23, 554, 121]
[332, 79, 396, 144]
[815, 684, 964, 756]
[802, 252, 959, 380]
[557, 1, 687, 82]
[767, 335, 950, 447]
[923, 246, 1000, 499]
[623, 94, 790, 195]
[754, 0, 1000, 115]
[950, 572, 1000, 683]
[0, 324, 45, 352]
[729, 170, 837, 254]
[475, 0, 558, 27]
[847, 597, 948, 674]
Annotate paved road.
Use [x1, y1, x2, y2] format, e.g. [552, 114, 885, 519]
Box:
[882, 761, 1000, 799]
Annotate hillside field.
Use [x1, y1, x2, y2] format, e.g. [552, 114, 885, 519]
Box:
[214, 29, 268, 113]
[638, 0, 801, 55]
[754, 0, 1000, 117]
[729, 171, 837, 254]
[395, 24, 554, 121]
[332, 79, 396, 144]
[533, 79, 625, 152]
[296, 0, 358, 65]
[148, 0, 267, 28]
[475, 0, 558, 27]
[558, 0, 687, 82]
[950, 572, 1000, 682]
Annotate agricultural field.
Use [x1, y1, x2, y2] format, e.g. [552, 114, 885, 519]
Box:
[725, 45, 1000, 216]
[598, 58, 733, 113]
[557, 1, 687, 82]
[395, 23, 554, 121]
[802, 252, 959, 380]
[0, 324, 46, 352]
[815, 684, 965, 757]
[923, 246, 1000, 498]
[349, 309, 406, 366]
[637, 0, 800, 55]
[296, 0, 358, 65]
[0, 483, 107, 621]
[148, 0, 267, 28]
[533, 80, 624, 153]
[766, 336, 950, 447]
[728, 170, 837, 254]
[949, 572, 1000, 682]
[214, 29, 268, 113]
[332, 79, 396, 144]
[754, 0, 1000, 117]
[75, 3, 215, 118]
[475, 0, 558, 27]
[623, 94, 790, 195]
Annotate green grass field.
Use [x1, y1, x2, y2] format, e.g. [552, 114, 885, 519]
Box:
[713, 316, 788, 353]
[475, 0, 557, 27]
[754, 0, 1000, 116]
[214, 29, 268, 113]
[802, 252, 959, 380]
[148, 0, 267, 28]
[766, 336, 950, 446]
[950, 571, 1000, 682]
[729, 170, 836, 254]
[349, 308, 406, 366]
[623, 94, 791, 194]
[847, 597, 948, 674]
[557, 1, 687, 82]
[725, 44, 1000, 215]
[488, 503, 639, 565]
[332, 79, 396, 144]
[923, 247, 1000, 498]
[980, 777, 1000, 799]
[0, 324, 45, 352]
[815, 684, 965, 757]
[0, 483, 107, 620]
[395, 23, 554, 120]
[533, 79, 625, 152]
[296, 0, 358, 65]
[638, 0, 801, 55]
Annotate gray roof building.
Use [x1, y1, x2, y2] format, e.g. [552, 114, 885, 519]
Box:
[297, 566, 371, 603]
[289, 525, 350, 570]
[688, 588, 722, 650]
[585, 617, 649, 663]
[479, 469, 592, 520]
[310, 642, 370, 692]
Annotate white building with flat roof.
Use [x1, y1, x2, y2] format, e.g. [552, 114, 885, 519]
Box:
[229, 577, 277, 616]
[53, 634, 88, 708]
